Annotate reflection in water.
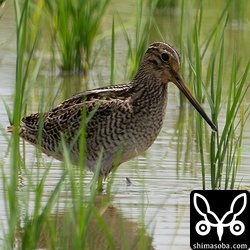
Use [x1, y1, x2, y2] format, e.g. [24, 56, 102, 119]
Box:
[28, 74, 88, 115]
[16, 195, 154, 249]
[170, 105, 196, 177]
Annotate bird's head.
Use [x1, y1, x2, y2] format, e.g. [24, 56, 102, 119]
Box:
[142, 42, 217, 132]
[145, 42, 181, 81]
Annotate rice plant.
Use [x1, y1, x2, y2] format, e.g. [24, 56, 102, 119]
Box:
[2, 1, 155, 248]
[210, 55, 250, 189]
[43, 0, 110, 74]
[119, 0, 159, 80]
[180, 0, 250, 189]
[202, 8, 250, 190]
[110, 17, 116, 85]
[3, 0, 43, 248]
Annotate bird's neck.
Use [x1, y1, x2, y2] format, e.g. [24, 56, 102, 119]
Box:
[131, 71, 168, 116]
[130, 70, 169, 143]
[132, 69, 168, 101]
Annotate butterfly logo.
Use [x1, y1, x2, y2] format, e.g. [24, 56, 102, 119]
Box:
[193, 193, 247, 241]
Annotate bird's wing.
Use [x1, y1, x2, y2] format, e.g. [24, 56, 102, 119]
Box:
[21, 84, 133, 136]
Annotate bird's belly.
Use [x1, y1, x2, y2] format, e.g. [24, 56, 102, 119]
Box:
[83, 111, 165, 174]
[119, 130, 159, 163]
[84, 133, 157, 176]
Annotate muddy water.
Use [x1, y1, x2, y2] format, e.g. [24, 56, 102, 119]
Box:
[0, 1, 250, 249]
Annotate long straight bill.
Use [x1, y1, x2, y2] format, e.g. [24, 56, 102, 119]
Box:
[171, 71, 217, 132]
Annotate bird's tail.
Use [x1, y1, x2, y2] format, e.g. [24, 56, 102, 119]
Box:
[7, 125, 15, 133]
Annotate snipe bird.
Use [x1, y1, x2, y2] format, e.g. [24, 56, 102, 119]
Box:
[8, 42, 217, 190]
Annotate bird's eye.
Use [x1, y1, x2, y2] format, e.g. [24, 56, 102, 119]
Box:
[161, 53, 169, 62]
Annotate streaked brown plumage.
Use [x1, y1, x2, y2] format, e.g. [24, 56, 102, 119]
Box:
[8, 42, 217, 189]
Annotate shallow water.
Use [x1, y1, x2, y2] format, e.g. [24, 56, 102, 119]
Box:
[0, 1, 250, 249]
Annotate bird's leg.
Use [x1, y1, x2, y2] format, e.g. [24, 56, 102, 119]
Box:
[88, 174, 104, 193]
[97, 175, 104, 193]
